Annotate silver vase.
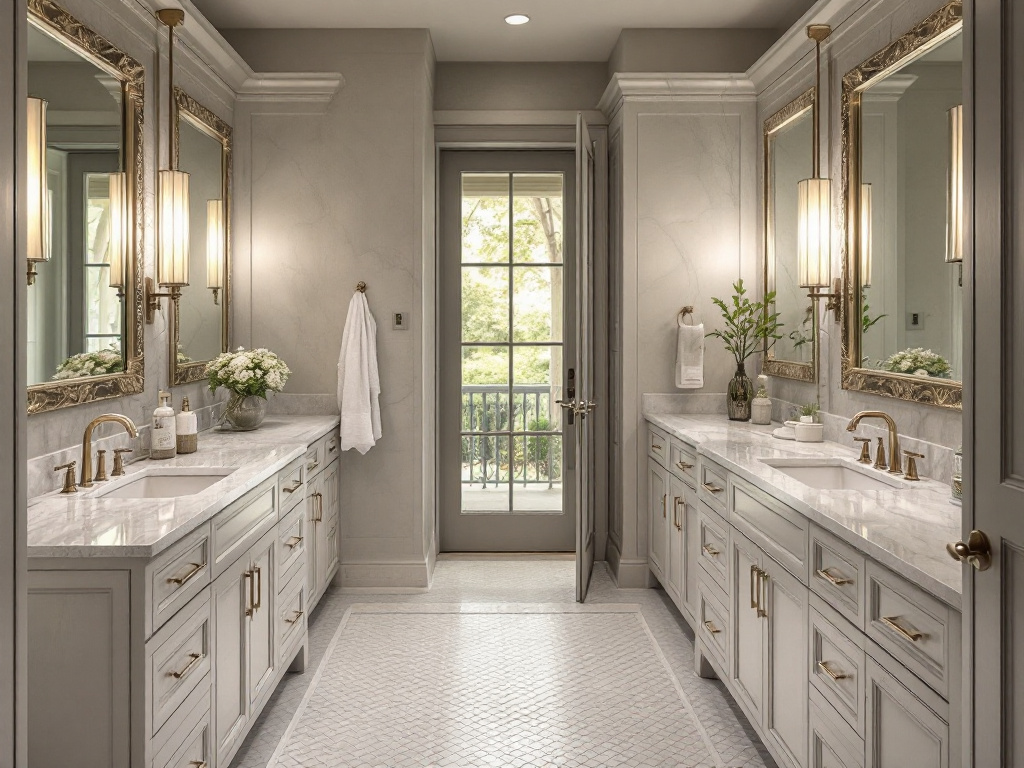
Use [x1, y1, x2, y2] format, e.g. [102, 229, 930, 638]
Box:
[223, 393, 267, 431]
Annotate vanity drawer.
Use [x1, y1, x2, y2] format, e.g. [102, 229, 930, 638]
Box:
[730, 475, 808, 582]
[648, 425, 669, 468]
[669, 439, 698, 487]
[152, 701, 211, 768]
[305, 436, 330, 480]
[810, 595, 866, 737]
[697, 501, 729, 593]
[278, 456, 305, 515]
[698, 587, 729, 667]
[277, 502, 308, 592]
[698, 459, 728, 512]
[324, 431, 340, 463]
[810, 525, 866, 630]
[865, 562, 955, 699]
[148, 525, 211, 636]
[809, 687, 864, 768]
[147, 588, 212, 742]
[278, 570, 307, 665]
[211, 477, 278, 577]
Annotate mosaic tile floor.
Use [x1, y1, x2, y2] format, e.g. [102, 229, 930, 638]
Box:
[230, 558, 775, 768]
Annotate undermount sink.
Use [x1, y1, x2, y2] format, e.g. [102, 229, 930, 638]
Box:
[95, 467, 235, 499]
[760, 458, 907, 491]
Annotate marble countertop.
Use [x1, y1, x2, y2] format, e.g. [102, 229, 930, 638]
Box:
[27, 416, 340, 560]
[644, 413, 963, 609]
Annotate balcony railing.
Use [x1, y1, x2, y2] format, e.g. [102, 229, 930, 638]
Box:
[461, 384, 561, 489]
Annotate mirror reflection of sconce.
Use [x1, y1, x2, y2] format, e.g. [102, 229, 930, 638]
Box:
[206, 199, 224, 305]
[946, 104, 963, 268]
[797, 24, 842, 321]
[107, 172, 129, 293]
[860, 183, 873, 288]
[147, 8, 190, 324]
[26, 96, 49, 286]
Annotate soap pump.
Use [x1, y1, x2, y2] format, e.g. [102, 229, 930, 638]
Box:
[150, 390, 177, 460]
[176, 396, 198, 454]
[751, 374, 773, 425]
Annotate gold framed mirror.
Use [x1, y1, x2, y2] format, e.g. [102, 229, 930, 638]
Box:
[26, 0, 145, 414]
[841, 0, 963, 409]
[170, 87, 231, 385]
[764, 87, 817, 382]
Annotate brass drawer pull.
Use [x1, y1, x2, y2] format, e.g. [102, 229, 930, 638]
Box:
[818, 660, 849, 681]
[168, 652, 204, 680]
[703, 620, 721, 634]
[329, 443, 338, 453]
[283, 480, 302, 494]
[245, 569, 255, 616]
[651, 443, 663, 452]
[285, 610, 305, 625]
[676, 460, 694, 471]
[815, 567, 852, 587]
[880, 615, 924, 642]
[702, 544, 720, 557]
[308, 460, 320, 471]
[702, 483, 724, 494]
[253, 566, 263, 611]
[189, 762, 208, 768]
[758, 570, 769, 619]
[750, 564, 758, 610]
[285, 535, 304, 549]
[673, 497, 682, 531]
[167, 562, 205, 586]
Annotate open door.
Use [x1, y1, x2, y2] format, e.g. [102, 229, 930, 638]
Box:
[575, 113, 596, 602]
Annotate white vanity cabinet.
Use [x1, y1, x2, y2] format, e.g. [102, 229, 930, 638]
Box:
[27, 422, 341, 768]
[306, 432, 341, 612]
[644, 420, 961, 768]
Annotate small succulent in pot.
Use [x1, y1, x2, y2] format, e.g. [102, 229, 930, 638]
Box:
[797, 402, 821, 423]
[706, 279, 784, 421]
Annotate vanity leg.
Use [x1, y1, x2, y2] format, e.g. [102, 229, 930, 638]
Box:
[694, 643, 719, 680]
[288, 641, 308, 674]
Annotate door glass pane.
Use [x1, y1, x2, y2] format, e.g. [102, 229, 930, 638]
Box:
[462, 266, 509, 342]
[462, 346, 510, 433]
[512, 266, 563, 342]
[512, 173, 564, 263]
[512, 346, 561, 431]
[462, 435, 510, 514]
[462, 173, 510, 264]
[512, 435, 562, 513]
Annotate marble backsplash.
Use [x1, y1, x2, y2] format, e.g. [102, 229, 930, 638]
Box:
[266, 393, 339, 416]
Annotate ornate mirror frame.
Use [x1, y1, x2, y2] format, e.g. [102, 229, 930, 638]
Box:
[170, 87, 231, 385]
[27, 0, 145, 414]
[840, 0, 963, 410]
[764, 87, 817, 382]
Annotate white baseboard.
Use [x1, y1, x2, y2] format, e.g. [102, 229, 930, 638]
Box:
[339, 559, 431, 589]
[614, 558, 653, 589]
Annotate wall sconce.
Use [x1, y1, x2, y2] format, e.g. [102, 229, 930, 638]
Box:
[206, 199, 224, 304]
[26, 96, 49, 286]
[147, 8, 190, 324]
[107, 172, 128, 293]
[945, 104, 963, 264]
[797, 24, 841, 320]
[860, 183, 873, 288]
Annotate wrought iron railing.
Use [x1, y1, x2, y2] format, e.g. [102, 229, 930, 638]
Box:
[461, 384, 561, 488]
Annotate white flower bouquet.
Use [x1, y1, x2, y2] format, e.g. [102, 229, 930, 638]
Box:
[878, 348, 952, 378]
[207, 347, 291, 399]
[52, 347, 123, 380]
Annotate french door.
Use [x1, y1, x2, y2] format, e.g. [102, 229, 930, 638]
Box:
[439, 150, 577, 553]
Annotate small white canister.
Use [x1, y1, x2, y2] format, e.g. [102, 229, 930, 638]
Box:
[751, 375, 773, 425]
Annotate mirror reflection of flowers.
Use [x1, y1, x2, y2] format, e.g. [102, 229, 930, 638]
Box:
[52, 345, 123, 380]
[176, 343, 192, 365]
[878, 348, 952, 378]
[207, 347, 291, 399]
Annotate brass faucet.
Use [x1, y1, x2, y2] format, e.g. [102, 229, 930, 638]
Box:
[846, 411, 902, 475]
[80, 414, 139, 488]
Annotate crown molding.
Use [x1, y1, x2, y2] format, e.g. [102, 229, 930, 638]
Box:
[599, 73, 756, 117]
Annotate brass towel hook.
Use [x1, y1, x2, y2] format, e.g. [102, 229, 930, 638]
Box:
[356, 281, 367, 293]
[678, 306, 695, 325]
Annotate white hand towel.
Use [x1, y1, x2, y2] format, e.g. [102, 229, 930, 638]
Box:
[337, 291, 382, 454]
[675, 318, 705, 389]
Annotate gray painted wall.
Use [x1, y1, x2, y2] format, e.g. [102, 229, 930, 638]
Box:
[608, 29, 780, 77]
[435, 62, 608, 111]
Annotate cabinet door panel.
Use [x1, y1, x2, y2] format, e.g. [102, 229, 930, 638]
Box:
[865, 655, 948, 768]
[667, 475, 686, 602]
[306, 473, 322, 603]
[765, 555, 809, 768]
[213, 554, 249, 765]
[648, 460, 669, 580]
[730, 529, 764, 722]
[248, 531, 277, 709]
[683, 485, 701, 619]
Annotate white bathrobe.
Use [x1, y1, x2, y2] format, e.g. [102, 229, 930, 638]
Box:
[337, 291, 382, 454]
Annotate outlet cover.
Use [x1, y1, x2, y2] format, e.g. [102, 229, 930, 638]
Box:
[393, 312, 409, 330]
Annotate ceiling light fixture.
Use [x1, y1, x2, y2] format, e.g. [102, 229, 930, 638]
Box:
[504, 14, 530, 25]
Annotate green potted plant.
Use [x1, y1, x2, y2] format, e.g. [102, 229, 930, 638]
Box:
[706, 279, 783, 421]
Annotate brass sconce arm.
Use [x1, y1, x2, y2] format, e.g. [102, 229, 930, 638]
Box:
[808, 277, 844, 321]
[146, 277, 182, 324]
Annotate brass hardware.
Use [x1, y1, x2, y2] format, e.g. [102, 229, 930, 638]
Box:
[253, 566, 262, 611]
[703, 620, 721, 635]
[904, 451, 924, 481]
[80, 414, 138, 488]
[947, 529, 992, 571]
[651, 443, 663, 452]
[880, 615, 924, 642]
[283, 480, 302, 494]
[156, 7, 185, 26]
[807, 277, 845, 323]
[815, 567, 852, 587]
[93, 450, 108, 482]
[807, 23, 833, 43]
[676, 460, 694, 471]
[661, 494, 666, 519]
[285, 536, 304, 549]
[168, 652, 203, 680]
[54, 462, 77, 494]
[702, 483, 724, 494]
[702, 544, 720, 558]
[112, 448, 132, 476]
[356, 281, 367, 293]
[679, 306, 695, 324]
[873, 437, 888, 471]
[846, 411, 903, 475]
[245, 569, 255, 617]
[750, 564, 758, 610]
[285, 610, 304, 625]
[189, 763, 207, 768]
[167, 562, 205, 586]
[145, 276, 182, 325]
[673, 497, 682, 531]
[329, 443, 338, 453]
[853, 437, 872, 463]
[817, 660, 849, 681]
[308, 460, 320, 472]
[758, 570, 769, 618]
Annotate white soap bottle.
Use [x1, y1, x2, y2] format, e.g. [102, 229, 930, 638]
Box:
[150, 390, 177, 459]
[176, 396, 198, 454]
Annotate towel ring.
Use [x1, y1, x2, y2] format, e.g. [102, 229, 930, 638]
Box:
[678, 306, 695, 325]
[356, 281, 367, 293]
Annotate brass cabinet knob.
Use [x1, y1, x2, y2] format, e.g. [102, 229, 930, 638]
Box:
[947, 529, 992, 571]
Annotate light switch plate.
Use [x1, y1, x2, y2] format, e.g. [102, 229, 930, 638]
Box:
[906, 311, 925, 331]
[393, 312, 409, 330]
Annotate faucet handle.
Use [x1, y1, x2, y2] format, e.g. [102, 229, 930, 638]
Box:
[873, 437, 888, 471]
[903, 450, 925, 481]
[94, 450, 108, 482]
[112, 448, 133, 477]
[852, 437, 871, 464]
[53, 462, 77, 494]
